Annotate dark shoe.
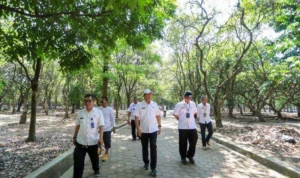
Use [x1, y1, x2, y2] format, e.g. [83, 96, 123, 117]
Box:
[94, 171, 100, 177]
[150, 169, 157, 177]
[207, 141, 211, 147]
[181, 159, 187, 165]
[132, 138, 136, 141]
[144, 163, 149, 170]
[187, 157, 195, 164]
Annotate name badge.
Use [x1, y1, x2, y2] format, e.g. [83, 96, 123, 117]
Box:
[80, 117, 83, 119]
[203, 113, 207, 117]
[141, 107, 146, 109]
[186, 113, 190, 118]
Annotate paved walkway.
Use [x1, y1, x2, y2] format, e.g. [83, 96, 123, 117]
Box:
[61, 116, 285, 178]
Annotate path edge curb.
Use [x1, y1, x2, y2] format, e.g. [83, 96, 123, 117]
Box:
[25, 122, 128, 178]
[211, 133, 300, 178]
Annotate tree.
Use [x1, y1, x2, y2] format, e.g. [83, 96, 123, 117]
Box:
[0, 0, 175, 141]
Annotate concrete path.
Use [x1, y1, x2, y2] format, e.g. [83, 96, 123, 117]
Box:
[61, 116, 285, 178]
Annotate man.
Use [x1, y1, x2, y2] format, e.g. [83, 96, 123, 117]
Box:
[163, 105, 167, 118]
[98, 96, 116, 161]
[73, 94, 105, 178]
[197, 96, 213, 150]
[173, 91, 198, 164]
[135, 89, 161, 177]
[127, 96, 139, 141]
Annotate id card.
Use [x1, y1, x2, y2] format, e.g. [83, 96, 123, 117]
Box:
[203, 113, 207, 117]
[186, 113, 190, 118]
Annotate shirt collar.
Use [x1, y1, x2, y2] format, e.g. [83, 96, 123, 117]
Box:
[85, 107, 95, 113]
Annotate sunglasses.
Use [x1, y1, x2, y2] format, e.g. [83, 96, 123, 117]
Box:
[84, 100, 93, 103]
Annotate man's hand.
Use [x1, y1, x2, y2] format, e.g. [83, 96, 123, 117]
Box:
[98, 137, 104, 146]
[137, 128, 142, 137]
[112, 127, 116, 134]
[158, 127, 162, 135]
[173, 115, 179, 120]
[73, 137, 77, 146]
[127, 120, 131, 126]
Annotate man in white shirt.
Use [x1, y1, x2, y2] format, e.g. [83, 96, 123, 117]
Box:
[127, 96, 139, 141]
[135, 89, 161, 177]
[173, 91, 198, 164]
[197, 96, 213, 150]
[163, 105, 167, 117]
[98, 96, 116, 161]
[73, 94, 105, 177]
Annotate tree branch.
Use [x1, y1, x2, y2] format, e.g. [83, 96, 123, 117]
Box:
[0, 5, 114, 19]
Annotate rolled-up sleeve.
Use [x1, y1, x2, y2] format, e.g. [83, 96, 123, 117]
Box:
[173, 103, 180, 115]
[98, 111, 105, 126]
[75, 112, 80, 126]
[197, 105, 201, 118]
[156, 105, 161, 116]
[134, 104, 140, 118]
[110, 108, 116, 127]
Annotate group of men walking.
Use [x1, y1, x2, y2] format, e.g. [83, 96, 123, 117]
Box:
[72, 89, 213, 177]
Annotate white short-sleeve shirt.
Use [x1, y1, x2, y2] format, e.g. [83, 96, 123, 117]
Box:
[127, 102, 139, 120]
[75, 107, 105, 146]
[98, 106, 116, 132]
[173, 101, 197, 129]
[134, 101, 160, 133]
[163, 105, 167, 111]
[197, 103, 211, 124]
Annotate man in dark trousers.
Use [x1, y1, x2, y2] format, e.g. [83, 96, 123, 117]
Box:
[197, 95, 213, 150]
[127, 96, 139, 140]
[135, 89, 161, 177]
[173, 91, 198, 164]
[73, 94, 105, 177]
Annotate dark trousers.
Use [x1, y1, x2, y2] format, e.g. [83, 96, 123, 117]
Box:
[200, 122, 213, 146]
[103, 131, 111, 148]
[141, 132, 157, 170]
[131, 120, 140, 140]
[73, 143, 99, 178]
[163, 111, 166, 117]
[178, 129, 198, 159]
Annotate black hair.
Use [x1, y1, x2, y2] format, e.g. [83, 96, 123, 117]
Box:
[84, 94, 95, 100]
[101, 96, 109, 101]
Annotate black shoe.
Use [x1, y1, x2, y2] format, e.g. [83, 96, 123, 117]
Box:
[144, 163, 149, 170]
[94, 171, 100, 177]
[187, 157, 195, 164]
[132, 138, 136, 141]
[181, 159, 187, 165]
[150, 169, 157, 177]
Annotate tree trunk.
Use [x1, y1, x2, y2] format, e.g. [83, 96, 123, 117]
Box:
[64, 103, 70, 118]
[214, 101, 223, 128]
[71, 104, 75, 114]
[26, 57, 42, 142]
[54, 95, 58, 109]
[102, 57, 109, 96]
[27, 83, 38, 141]
[19, 88, 30, 124]
[44, 101, 49, 115]
[252, 110, 266, 122]
[228, 105, 236, 118]
[237, 104, 243, 115]
[296, 105, 300, 117]
[17, 93, 24, 112]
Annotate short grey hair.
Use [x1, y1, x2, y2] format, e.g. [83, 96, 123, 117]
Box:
[201, 95, 207, 100]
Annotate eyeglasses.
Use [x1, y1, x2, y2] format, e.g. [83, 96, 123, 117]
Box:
[84, 100, 93, 103]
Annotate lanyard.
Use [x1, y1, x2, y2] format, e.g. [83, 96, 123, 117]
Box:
[184, 103, 190, 113]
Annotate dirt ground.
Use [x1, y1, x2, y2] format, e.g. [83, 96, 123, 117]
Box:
[214, 112, 300, 169]
[0, 109, 128, 178]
